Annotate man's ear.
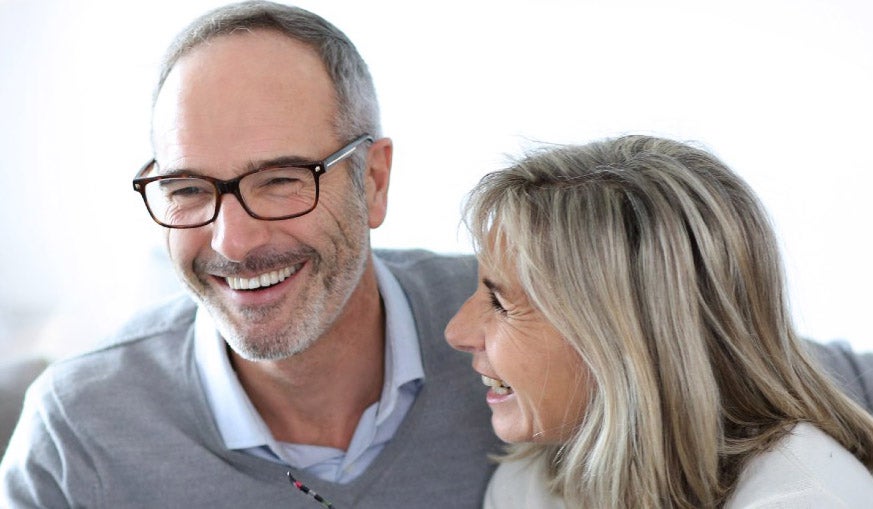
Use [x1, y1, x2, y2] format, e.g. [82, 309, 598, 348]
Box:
[363, 137, 392, 228]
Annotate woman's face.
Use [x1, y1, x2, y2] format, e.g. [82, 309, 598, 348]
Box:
[445, 253, 590, 444]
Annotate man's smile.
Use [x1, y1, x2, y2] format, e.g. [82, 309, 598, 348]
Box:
[224, 263, 303, 290]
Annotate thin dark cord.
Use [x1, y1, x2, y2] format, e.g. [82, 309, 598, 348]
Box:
[286, 471, 335, 508]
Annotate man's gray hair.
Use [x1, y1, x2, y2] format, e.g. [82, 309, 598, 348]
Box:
[153, 1, 381, 187]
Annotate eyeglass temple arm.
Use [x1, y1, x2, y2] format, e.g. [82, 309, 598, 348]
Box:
[321, 135, 373, 172]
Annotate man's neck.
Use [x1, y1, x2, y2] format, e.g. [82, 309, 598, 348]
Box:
[229, 259, 386, 451]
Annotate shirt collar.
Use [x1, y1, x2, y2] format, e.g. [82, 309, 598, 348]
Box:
[373, 255, 424, 424]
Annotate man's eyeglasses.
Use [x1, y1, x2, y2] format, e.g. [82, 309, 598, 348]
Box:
[132, 134, 373, 229]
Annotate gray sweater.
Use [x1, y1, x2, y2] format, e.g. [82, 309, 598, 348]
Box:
[1, 250, 501, 508]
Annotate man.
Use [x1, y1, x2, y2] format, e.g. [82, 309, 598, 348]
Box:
[0, 2, 497, 507]
[2, 2, 873, 508]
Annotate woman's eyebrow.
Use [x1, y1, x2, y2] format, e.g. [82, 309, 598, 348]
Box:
[482, 277, 504, 295]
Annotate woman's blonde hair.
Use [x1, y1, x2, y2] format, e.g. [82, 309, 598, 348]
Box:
[463, 135, 873, 508]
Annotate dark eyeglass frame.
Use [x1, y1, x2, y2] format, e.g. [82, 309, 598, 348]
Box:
[132, 134, 373, 229]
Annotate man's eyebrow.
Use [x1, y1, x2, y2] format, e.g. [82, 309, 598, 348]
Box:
[152, 167, 203, 178]
[154, 154, 320, 178]
[250, 154, 321, 170]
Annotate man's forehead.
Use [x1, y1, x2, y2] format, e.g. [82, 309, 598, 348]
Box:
[151, 29, 339, 171]
[159, 30, 332, 102]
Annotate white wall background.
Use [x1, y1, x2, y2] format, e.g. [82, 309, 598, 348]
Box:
[1, 0, 871, 360]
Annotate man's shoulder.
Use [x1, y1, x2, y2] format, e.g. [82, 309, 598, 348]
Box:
[375, 248, 475, 269]
[100, 292, 198, 348]
[375, 249, 478, 307]
[375, 249, 476, 285]
[35, 293, 198, 398]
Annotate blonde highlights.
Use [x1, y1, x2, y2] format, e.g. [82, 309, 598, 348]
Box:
[463, 135, 873, 507]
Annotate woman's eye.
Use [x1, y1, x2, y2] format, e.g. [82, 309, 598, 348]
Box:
[488, 290, 507, 315]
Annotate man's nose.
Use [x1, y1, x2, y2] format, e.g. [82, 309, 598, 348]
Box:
[210, 194, 271, 263]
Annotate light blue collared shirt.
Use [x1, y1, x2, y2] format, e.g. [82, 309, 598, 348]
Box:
[194, 257, 424, 483]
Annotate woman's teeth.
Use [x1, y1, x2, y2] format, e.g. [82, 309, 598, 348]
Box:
[482, 374, 513, 395]
[226, 265, 298, 291]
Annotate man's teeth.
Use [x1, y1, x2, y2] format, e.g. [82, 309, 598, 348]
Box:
[481, 374, 512, 395]
[226, 266, 298, 291]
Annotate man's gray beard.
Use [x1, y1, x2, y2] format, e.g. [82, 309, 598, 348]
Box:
[220, 305, 324, 361]
[207, 242, 368, 361]
[204, 236, 369, 361]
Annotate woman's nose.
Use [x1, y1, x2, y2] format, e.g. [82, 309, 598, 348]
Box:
[444, 296, 484, 354]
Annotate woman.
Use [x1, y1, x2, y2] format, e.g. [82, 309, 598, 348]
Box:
[445, 135, 873, 508]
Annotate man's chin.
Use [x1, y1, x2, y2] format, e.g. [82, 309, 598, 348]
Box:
[224, 334, 315, 362]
